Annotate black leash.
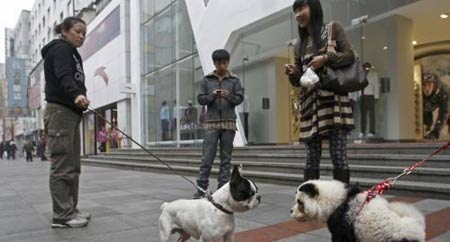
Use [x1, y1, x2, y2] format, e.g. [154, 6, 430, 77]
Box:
[206, 195, 234, 215]
[86, 106, 208, 195]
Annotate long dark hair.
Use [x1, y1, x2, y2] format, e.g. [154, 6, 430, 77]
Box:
[293, 0, 325, 54]
[54, 17, 86, 35]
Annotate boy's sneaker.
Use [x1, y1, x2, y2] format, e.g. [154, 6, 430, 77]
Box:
[193, 190, 206, 199]
[51, 217, 88, 228]
[76, 211, 91, 220]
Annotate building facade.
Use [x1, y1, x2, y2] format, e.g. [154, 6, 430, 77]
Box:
[132, 0, 450, 149]
[0, 63, 7, 141]
[78, 0, 133, 154]
[11, 0, 448, 155]
[13, 10, 31, 59]
[29, 0, 93, 65]
[3, 10, 33, 148]
[139, 0, 201, 147]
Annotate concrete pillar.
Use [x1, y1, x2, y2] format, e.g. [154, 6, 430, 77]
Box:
[384, 15, 415, 140]
[117, 99, 132, 148]
[130, 0, 142, 147]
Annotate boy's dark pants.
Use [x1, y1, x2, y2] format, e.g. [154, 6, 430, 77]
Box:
[197, 129, 236, 190]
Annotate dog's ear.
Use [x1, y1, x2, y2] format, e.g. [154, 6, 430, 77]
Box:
[345, 183, 361, 198]
[231, 165, 243, 183]
[298, 183, 318, 198]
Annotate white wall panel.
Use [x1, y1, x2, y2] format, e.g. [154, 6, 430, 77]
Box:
[185, 0, 293, 73]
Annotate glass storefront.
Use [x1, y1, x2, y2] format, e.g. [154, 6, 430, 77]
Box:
[141, 0, 203, 146]
[140, 0, 449, 146]
[83, 104, 119, 155]
[83, 112, 96, 155]
[228, 0, 448, 144]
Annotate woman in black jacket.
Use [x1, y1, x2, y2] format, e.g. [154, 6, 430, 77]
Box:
[42, 17, 91, 228]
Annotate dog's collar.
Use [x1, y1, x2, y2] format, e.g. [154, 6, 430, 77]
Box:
[206, 195, 234, 215]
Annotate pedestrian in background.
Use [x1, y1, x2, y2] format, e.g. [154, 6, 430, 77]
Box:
[23, 140, 34, 162]
[5, 141, 11, 160]
[9, 141, 17, 160]
[42, 17, 91, 228]
[97, 126, 108, 152]
[160, 101, 170, 141]
[284, 0, 355, 183]
[171, 100, 178, 139]
[109, 127, 120, 149]
[0, 141, 4, 159]
[193, 49, 244, 199]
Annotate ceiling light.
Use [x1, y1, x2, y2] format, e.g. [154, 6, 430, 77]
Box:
[412, 40, 418, 45]
[440, 13, 449, 19]
[361, 36, 367, 40]
[383, 46, 388, 50]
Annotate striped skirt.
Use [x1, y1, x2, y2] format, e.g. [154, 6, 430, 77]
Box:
[299, 88, 354, 141]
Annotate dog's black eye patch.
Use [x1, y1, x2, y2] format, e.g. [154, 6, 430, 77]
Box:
[230, 179, 254, 202]
[298, 183, 318, 198]
[296, 199, 304, 212]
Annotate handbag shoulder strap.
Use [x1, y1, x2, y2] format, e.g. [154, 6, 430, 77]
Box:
[327, 21, 337, 53]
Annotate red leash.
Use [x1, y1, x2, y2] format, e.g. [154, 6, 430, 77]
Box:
[356, 141, 450, 215]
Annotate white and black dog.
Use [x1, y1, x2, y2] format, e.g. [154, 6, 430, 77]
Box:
[158, 165, 261, 242]
[290, 180, 425, 242]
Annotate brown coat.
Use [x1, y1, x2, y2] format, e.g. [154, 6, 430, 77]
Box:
[288, 22, 355, 141]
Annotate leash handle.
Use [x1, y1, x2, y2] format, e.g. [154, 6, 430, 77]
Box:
[86, 106, 206, 194]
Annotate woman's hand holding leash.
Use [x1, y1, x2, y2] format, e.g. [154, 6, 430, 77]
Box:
[75, 95, 90, 109]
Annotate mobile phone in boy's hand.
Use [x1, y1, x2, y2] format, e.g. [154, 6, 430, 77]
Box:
[214, 89, 229, 97]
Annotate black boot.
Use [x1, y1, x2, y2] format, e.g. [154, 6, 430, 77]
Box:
[333, 168, 350, 184]
[303, 168, 320, 182]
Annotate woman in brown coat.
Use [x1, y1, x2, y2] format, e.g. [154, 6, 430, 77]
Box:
[284, 0, 355, 183]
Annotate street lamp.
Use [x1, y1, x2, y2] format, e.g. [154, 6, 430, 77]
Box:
[242, 56, 249, 142]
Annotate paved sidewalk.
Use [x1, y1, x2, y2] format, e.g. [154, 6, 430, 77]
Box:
[0, 158, 449, 242]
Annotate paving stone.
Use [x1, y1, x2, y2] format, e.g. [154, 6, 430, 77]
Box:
[428, 231, 450, 242]
[0, 213, 49, 236]
[414, 199, 450, 214]
[276, 233, 330, 242]
[0, 229, 64, 242]
[0, 158, 448, 242]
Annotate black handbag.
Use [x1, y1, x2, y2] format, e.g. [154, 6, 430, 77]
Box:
[319, 22, 368, 94]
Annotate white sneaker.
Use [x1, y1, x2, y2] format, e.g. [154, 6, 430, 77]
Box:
[367, 133, 375, 138]
[51, 217, 88, 228]
[76, 211, 91, 220]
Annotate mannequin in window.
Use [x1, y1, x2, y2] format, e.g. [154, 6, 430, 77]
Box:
[161, 100, 170, 141]
[359, 62, 379, 138]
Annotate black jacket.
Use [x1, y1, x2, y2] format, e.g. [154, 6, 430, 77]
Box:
[197, 72, 244, 122]
[42, 39, 87, 115]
